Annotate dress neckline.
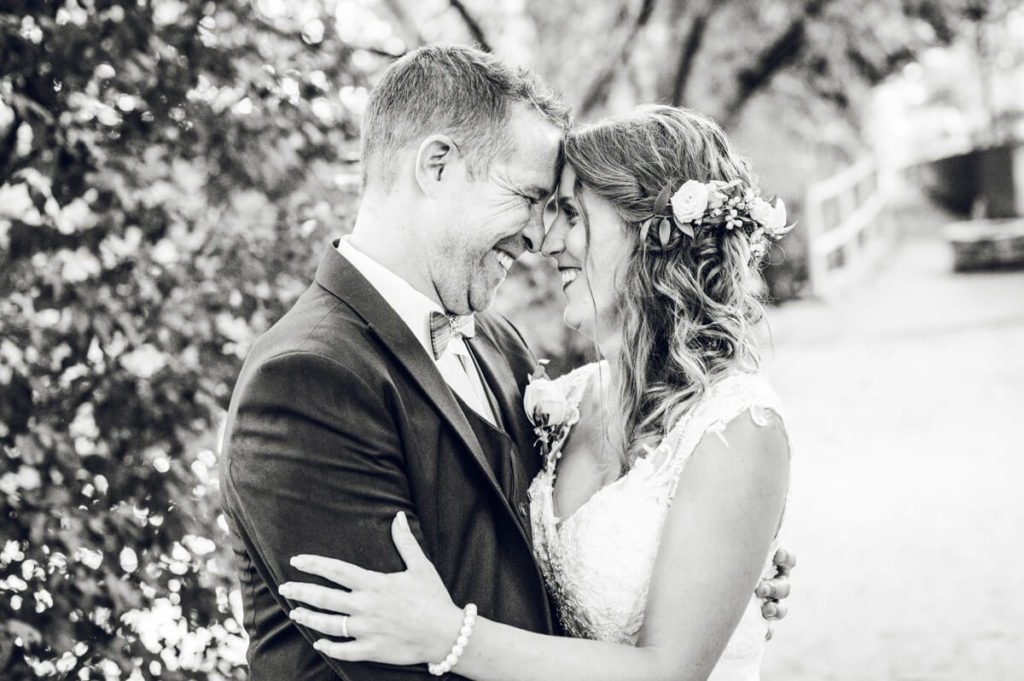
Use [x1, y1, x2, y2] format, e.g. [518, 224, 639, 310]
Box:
[550, 464, 635, 526]
[544, 368, 762, 527]
[543, 361, 613, 523]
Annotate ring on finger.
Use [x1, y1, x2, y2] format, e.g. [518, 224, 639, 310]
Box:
[341, 614, 350, 638]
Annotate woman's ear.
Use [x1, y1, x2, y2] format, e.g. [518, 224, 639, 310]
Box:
[414, 135, 460, 198]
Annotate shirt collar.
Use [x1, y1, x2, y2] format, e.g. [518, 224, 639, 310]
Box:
[337, 236, 463, 358]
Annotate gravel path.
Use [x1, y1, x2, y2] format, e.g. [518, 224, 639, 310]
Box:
[760, 199, 1024, 681]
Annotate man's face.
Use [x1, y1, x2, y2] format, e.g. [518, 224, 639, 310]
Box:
[428, 107, 561, 315]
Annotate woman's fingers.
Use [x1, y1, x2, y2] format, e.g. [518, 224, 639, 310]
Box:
[313, 638, 373, 661]
[279, 582, 357, 614]
[755, 577, 791, 600]
[761, 601, 788, 620]
[289, 608, 354, 638]
[391, 511, 431, 572]
[290, 554, 378, 589]
[773, 548, 797, 574]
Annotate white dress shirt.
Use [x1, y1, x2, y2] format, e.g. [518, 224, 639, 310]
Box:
[336, 237, 497, 425]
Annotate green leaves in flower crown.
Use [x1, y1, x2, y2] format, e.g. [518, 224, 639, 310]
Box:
[640, 217, 653, 244]
[653, 181, 674, 216]
[658, 218, 672, 247]
[640, 181, 679, 249]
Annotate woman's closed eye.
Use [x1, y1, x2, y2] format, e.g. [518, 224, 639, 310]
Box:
[561, 202, 580, 223]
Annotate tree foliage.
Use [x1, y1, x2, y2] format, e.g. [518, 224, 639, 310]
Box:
[0, 0, 378, 677]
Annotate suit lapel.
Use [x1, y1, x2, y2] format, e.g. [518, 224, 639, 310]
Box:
[466, 330, 536, 461]
[313, 243, 524, 531]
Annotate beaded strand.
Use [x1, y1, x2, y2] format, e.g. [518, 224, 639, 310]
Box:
[427, 603, 478, 676]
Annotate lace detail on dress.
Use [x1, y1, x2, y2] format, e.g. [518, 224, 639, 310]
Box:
[528, 367, 789, 679]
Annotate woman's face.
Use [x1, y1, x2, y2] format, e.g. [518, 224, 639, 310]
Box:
[541, 165, 631, 337]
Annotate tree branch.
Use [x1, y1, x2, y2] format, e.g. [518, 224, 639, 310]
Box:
[578, 0, 658, 118]
[378, 0, 426, 49]
[0, 107, 22, 183]
[359, 45, 407, 60]
[719, 0, 834, 128]
[669, 3, 720, 106]
[449, 0, 492, 52]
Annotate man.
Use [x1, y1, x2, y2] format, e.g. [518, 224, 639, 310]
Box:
[221, 45, 567, 681]
[220, 44, 790, 681]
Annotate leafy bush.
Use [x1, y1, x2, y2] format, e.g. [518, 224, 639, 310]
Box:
[0, 2, 373, 678]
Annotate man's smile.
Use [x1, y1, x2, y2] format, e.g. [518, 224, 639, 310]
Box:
[493, 248, 516, 272]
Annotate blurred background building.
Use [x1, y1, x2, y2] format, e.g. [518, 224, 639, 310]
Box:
[1, 1, 1022, 679]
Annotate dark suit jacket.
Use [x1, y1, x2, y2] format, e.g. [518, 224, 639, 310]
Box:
[220, 242, 555, 681]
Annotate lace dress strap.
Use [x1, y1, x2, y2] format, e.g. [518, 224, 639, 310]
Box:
[645, 373, 787, 503]
[553, 361, 601, 411]
[535, 362, 605, 470]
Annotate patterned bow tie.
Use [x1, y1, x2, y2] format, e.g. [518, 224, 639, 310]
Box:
[429, 311, 476, 360]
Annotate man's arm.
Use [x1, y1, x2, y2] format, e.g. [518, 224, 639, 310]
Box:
[225, 350, 433, 680]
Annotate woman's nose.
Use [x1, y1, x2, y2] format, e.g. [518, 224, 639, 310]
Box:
[541, 220, 566, 257]
[541, 199, 567, 257]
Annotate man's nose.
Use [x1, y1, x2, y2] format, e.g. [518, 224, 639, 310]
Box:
[522, 216, 545, 254]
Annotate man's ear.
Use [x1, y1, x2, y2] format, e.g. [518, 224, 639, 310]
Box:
[414, 135, 460, 198]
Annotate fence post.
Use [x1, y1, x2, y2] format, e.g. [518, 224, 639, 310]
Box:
[804, 158, 890, 298]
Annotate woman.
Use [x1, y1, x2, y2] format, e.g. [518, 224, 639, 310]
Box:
[278, 105, 792, 681]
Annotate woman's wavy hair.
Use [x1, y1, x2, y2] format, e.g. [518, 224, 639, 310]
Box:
[564, 105, 769, 470]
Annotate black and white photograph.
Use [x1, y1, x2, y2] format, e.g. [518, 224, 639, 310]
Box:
[1, 1, 1022, 680]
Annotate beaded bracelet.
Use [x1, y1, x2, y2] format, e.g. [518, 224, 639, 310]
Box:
[427, 603, 478, 676]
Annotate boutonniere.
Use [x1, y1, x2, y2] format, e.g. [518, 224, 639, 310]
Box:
[523, 360, 579, 466]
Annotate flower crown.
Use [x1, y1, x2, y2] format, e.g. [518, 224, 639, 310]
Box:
[639, 178, 791, 255]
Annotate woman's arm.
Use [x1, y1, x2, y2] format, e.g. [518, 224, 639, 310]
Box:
[283, 410, 790, 681]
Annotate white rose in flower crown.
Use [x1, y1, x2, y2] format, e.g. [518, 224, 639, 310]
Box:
[707, 187, 728, 210]
[671, 180, 709, 223]
[766, 198, 787, 232]
[750, 197, 787, 232]
[748, 197, 772, 224]
[523, 377, 570, 426]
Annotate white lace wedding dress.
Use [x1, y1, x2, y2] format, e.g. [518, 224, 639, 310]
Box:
[528, 363, 787, 681]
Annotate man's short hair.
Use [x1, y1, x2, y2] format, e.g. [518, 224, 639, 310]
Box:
[360, 44, 571, 189]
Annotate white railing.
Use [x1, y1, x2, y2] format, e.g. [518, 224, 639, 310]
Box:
[804, 158, 892, 298]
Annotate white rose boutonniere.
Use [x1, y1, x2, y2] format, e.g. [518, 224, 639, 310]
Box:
[671, 180, 710, 224]
[524, 362, 579, 467]
[524, 377, 569, 427]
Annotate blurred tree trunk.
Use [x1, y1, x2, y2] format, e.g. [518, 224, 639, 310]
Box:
[719, 0, 835, 128]
[578, 0, 658, 118]
[450, 0, 493, 52]
[665, 0, 726, 106]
